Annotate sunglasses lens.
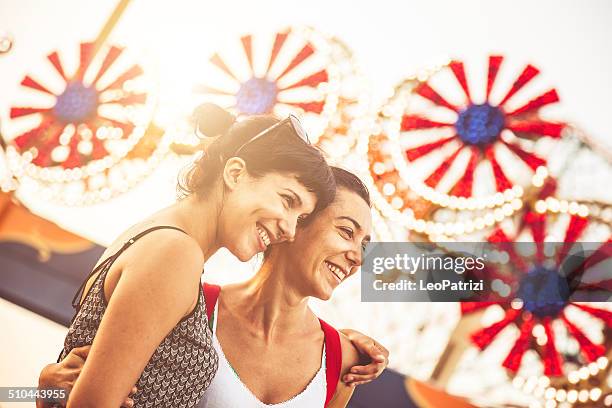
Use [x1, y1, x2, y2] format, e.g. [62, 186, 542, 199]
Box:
[235, 115, 310, 155]
[289, 115, 310, 144]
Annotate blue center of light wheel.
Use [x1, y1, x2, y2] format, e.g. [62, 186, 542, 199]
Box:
[235, 77, 278, 115]
[455, 103, 505, 146]
[53, 82, 99, 123]
[516, 265, 569, 318]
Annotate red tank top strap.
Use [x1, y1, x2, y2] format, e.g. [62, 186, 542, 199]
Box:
[203, 283, 221, 325]
[319, 318, 342, 407]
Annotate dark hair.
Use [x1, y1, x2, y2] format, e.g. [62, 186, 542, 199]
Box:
[177, 103, 336, 213]
[330, 167, 371, 206]
[262, 167, 370, 260]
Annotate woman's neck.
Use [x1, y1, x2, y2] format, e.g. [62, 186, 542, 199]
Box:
[226, 261, 317, 343]
[157, 192, 223, 261]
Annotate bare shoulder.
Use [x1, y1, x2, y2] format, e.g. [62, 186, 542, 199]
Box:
[339, 331, 361, 376]
[111, 226, 204, 317]
[122, 227, 204, 274]
[110, 227, 205, 310]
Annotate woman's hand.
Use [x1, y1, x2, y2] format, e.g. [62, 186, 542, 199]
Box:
[339, 329, 389, 386]
[38, 345, 89, 403]
[36, 346, 137, 408]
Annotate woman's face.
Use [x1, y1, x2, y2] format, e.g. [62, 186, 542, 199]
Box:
[278, 188, 372, 300]
[219, 158, 317, 261]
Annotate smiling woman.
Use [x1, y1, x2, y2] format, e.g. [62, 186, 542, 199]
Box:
[176, 103, 337, 260]
[36, 103, 339, 408]
[280, 167, 372, 300]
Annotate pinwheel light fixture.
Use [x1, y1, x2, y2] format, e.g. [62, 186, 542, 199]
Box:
[170, 26, 364, 159]
[360, 56, 565, 237]
[2, 0, 168, 205]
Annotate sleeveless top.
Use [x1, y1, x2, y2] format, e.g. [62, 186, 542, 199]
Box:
[197, 284, 342, 408]
[59, 225, 219, 408]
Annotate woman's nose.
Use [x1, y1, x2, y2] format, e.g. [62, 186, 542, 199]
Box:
[277, 217, 297, 242]
[347, 246, 363, 267]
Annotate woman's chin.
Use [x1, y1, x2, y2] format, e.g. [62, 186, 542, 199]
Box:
[314, 285, 334, 301]
[229, 243, 258, 262]
[239, 249, 258, 262]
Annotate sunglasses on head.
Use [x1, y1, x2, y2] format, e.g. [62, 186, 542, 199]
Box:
[234, 114, 311, 156]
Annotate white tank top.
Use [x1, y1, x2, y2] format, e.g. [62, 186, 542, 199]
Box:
[197, 301, 327, 408]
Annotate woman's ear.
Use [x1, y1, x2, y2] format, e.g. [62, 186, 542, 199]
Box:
[222, 157, 248, 191]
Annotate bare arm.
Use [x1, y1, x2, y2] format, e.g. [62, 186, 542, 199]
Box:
[328, 333, 361, 408]
[327, 385, 355, 408]
[338, 328, 389, 385]
[66, 232, 204, 408]
[36, 345, 136, 408]
[36, 346, 89, 408]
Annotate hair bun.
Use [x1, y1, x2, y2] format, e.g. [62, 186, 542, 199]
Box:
[193, 103, 236, 138]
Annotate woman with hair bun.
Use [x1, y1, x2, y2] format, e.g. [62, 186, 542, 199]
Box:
[37, 104, 388, 408]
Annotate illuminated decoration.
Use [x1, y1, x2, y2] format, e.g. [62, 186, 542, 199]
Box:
[171, 26, 364, 158]
[512, 355, 612, 407]
[0, 154, 17, 194]
[426, 142, 612, 406]
[7, 41, 154, 171]
[398, 55, 562, 202]
[360, 57, 566, 239]
[197, 27, 336, 117]
[3, 42, 163, 205]
[0, 32, 13, 54]
[15, 123, 170, 206]
[459, 197, 611, 379]
[420, 126, 612, 244]
[0, 132, 18, 193]
[0, 0, 173, 205]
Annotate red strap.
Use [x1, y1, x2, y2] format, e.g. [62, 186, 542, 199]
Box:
[319, 318, 342, 407]
[202, 283, 221, 322]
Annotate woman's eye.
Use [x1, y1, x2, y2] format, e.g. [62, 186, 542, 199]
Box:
[340, 227, 353, 239]
[282, 194, 294, 208]
[297, 214, 308, 224]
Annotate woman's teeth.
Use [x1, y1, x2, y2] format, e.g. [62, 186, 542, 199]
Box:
[257, 226, 271, 246]
[325, 261, 346, 282]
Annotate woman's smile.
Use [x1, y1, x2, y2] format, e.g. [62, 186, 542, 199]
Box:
[325, 260, 347, 284]
[256, 223, 272, 250]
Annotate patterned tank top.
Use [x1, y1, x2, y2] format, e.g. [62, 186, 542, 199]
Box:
[58, 225, 218, 408]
